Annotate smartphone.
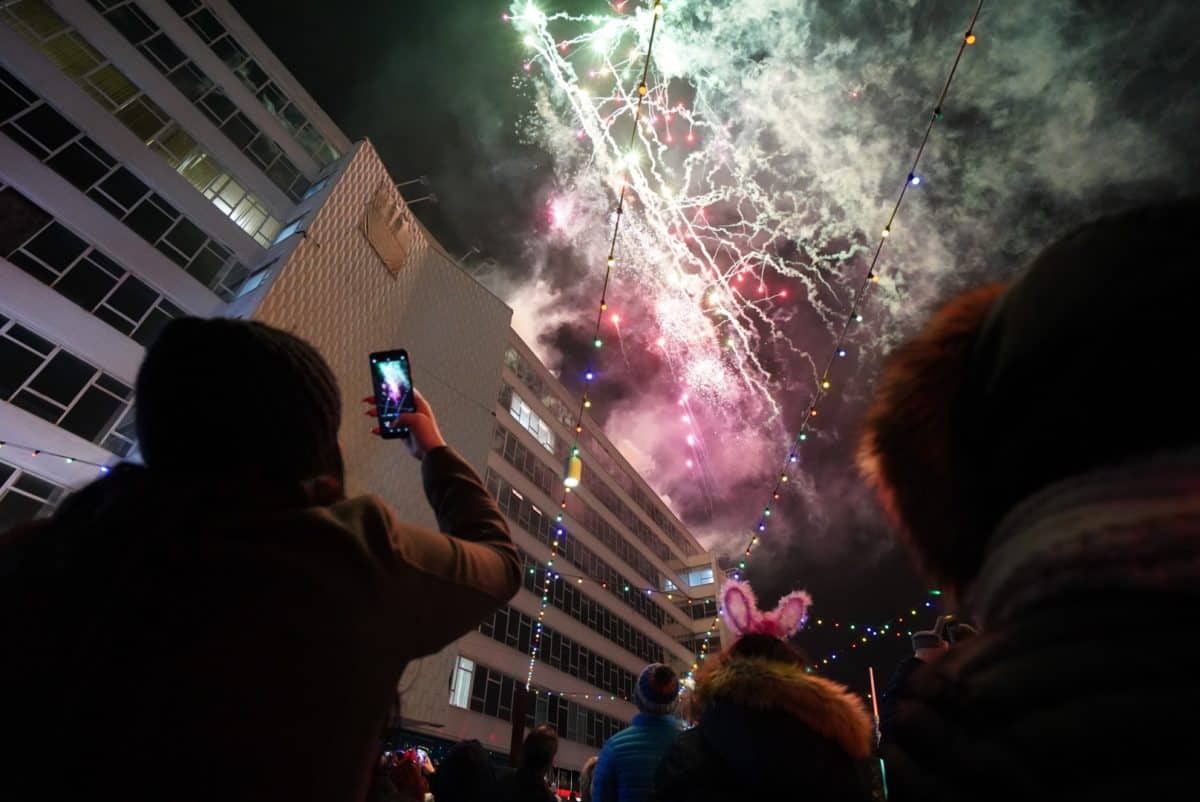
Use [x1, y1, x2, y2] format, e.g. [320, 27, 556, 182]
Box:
[369, 349, 416, 439]
[414, 747, 430, 766]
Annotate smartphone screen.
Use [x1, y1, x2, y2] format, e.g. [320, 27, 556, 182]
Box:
[370, 349, 416, 439]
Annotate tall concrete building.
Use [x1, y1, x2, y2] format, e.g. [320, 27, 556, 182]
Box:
[0, 1, 722, 795]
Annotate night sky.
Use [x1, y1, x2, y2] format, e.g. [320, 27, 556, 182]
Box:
[233, 0, 1200, 692]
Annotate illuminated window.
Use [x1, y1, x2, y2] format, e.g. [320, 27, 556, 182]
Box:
[509, 392, 555, 453]
[685, 567, 715, 587]
[0, 0, 283, 244]
[449, 656, 474, 709]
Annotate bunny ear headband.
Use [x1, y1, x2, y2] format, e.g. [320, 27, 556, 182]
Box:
[721, 579, 812, 640]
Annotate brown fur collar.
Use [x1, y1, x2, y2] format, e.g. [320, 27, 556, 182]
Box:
[692, 657, 875, 759]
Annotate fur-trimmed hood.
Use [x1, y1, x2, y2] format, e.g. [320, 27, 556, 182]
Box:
[692, 656, 875, 759]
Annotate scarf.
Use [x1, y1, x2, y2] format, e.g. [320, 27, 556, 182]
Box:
[969, 448, 1200, 628]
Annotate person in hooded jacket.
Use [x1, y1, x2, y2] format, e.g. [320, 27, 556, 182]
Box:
[654, 581, 875, 802]
[0, 318, 521, 802]
[857, 197, 1200, 801]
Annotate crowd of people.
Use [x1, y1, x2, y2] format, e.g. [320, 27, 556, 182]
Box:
[1, 197, 1197, 800]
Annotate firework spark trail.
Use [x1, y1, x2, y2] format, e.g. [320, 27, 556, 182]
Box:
[510, 0, 875, 446]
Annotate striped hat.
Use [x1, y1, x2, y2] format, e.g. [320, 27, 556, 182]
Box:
[633, 663, 681, 715]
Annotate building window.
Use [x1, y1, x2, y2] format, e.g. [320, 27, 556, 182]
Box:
[449, 656, 474, 709]
[685, 567, 714, 587]
[509, 392, 555, 452]
[0, 315, 134, 456]
[91, 1, 311, 201]
[0, 1, 284, 245]
[0, 458, 66, 532]
[168, 0, 341, 167]
[0, 187, 181, 345]
[0, 66, 251, 299]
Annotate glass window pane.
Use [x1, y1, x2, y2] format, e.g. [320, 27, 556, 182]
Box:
[0, 188, 52, 256]
[162, 218, 205, 257]
[46, 32, 105, 81]
[86, 64, 139, 109]
[13, 102, 77, 152]
[7, 250, 56, 283]
[256, 83, 286, 115]
[219, 113, 255, 149]
[132, 307, 171, 347]
[59, 386, 123, 442]
[10, 388, 64, 423]
[98, 168, 149, 210]
[282, 104, 308, 135]
[93, 305, 135, 334]
[0, 337, 44, 398]
[104, 4, 156, 43]
[124, 199, 173, 243]
[14, 472, 56, 500]
[105, 275, 157, 322]
[26, 222, 87, 271]
[115, 97, 168, 143]
[165, 63, 211, 102]
[185, 8, 224, 43]
[139, 34, 186, 72]
[54, 259, 118, 311]
[234, 59, 268, 91]
[6, 325, 54, 355]
[178, 152, 220, 192]
[8, 0, 67, 39]
[247, 132, 281, 167]
[184, 246, 223, 286]
[210, 35, 246, 70]
[45, 141, 113, 192]
[29, 349, 94, 405]
[0, 491, 48, 533]
[198, 89, 236, 125]
[166, 0, 200, 15]
[95, 373, 131, 399]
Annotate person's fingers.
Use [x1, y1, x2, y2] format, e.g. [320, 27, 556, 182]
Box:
[412, 389, 432, 415]
[362, 395, 376, 404]
[365, 408, 378, 417]
[371, 427, 381, 436]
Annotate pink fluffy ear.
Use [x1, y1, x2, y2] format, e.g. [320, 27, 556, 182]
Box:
[772, 590, 813, 637]
[721, 580, 759, 636]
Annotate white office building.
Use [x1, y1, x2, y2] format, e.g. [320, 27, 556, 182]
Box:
[0, 1, 723, 795]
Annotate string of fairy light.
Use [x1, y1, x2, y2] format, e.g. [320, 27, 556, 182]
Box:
[523, 0, 666, 692]
[680, 0, 987, 676]
[0, 440, 113, 473]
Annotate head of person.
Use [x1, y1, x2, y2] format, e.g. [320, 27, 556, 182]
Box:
[724, 632, 809, 667]
[858, 197, 1200, 599]
[135, 317, 343, 487]
[521, 724, 558, 776]
[430, 739, 494, 802]
[633, 662, 681, 716]
[578, 755, 598, 802]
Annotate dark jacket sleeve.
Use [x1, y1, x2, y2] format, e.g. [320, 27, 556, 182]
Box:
[878, 655, 924, 745]
[366, 446, 521, 657]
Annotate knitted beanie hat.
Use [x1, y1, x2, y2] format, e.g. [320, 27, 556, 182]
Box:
[633, 663, 681, 715]
[135, 317, 343, 484]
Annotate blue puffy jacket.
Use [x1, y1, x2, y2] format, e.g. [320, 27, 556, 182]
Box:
[591, 714, 682, 802]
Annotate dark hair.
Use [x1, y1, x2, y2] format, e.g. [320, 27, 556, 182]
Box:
[727, 633, 809, 666]
[860, 197, 1200, 595]
[521, 725, 558, 774]
[136, 317, 344, 485]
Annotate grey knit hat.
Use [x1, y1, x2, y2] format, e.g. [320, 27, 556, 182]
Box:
[136, 317, 343, 483]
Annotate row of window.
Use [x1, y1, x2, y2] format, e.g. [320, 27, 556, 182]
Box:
[165, 0, 339, 167]
[485, 466, 666, 630]
[490, 420, 671, 592]
[466, 662, 627, 748]
[503, 346, 699, 559]
[0, 458, 65, 533]
[479, 605, 637, 701]
[580, 463, 674, 562]
[0, 65, 250, 299]
[0, 315, 137, 457]
[89, 0, 310, 202]
[519, 550, 665, 665]
[686, 597, 719, 621]
[0, 0, 282, 247]
[0, 186, 180, 346]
